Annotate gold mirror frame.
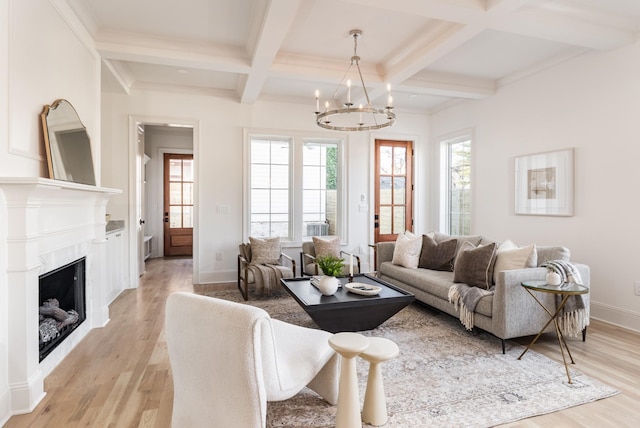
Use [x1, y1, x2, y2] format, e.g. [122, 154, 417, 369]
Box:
[41, 99, 96, 185]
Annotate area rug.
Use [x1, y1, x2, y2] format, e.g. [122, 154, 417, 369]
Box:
[197, 289, 618, 428]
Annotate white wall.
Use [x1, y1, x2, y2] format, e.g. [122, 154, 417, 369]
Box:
[0, 0, 101, 423]
[100, 88, 430, 285]
[431, 40, 640, 332]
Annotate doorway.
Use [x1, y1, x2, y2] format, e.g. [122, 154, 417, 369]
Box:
[163, 153, 194, 256]
[373, 139, 414, 244]
[129, 120, 196, 285]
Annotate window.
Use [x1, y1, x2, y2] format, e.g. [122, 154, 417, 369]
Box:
[246, 132, 343, 243]
[303, 140, 338, 238]
[249, 138, 290, 238]
[442, 134, 471, 235]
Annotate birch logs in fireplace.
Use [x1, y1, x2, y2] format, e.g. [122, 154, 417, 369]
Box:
[39, 298, 79, 344]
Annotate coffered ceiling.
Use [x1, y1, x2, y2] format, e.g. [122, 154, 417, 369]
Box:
[67, 0, 640, 113]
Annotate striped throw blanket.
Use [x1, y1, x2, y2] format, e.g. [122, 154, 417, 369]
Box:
[540, 260, 590, 337]
[448, 283, 494, 331]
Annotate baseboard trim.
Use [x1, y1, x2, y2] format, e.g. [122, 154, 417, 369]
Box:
[590, 301, 640, 333]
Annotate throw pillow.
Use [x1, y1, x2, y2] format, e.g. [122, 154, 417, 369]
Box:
[492, 240, 537, 284]
[249, 236, 281, 265]
[392, 231, 422, 269]
[434, 231, 483, 266]
[418, 234, 458, 271]
[536, 246, 570, 265]
[453, 241, 497, 289]
[312, 236, 341, 258]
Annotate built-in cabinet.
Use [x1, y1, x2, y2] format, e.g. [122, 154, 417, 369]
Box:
[106, 222, 127, 303]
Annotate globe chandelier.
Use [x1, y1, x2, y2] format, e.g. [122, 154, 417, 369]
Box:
[314, 29, 396, 131]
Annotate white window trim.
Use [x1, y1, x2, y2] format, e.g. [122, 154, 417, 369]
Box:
[243, 128, 347, 247]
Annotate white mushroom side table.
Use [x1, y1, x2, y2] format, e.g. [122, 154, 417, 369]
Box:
[360, 337, 399, 426]
[329, 332, 370, 428]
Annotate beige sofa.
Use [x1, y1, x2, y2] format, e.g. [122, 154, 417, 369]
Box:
[376, 234, 590, 353]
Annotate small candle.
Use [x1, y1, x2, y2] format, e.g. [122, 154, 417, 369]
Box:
[359, 104, 363, 124]
[347, 80, 351, 104]
[349, 254, 353, 276]
[315, 90, 319, 112]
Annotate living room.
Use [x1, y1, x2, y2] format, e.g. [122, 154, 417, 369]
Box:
[2, 0, 640, 426]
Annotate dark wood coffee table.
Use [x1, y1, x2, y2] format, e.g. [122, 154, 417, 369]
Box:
[280, 273, 414, 333]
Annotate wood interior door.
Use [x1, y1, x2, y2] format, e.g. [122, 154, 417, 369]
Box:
[163, 153, 194, 256]
[374, 139, 413, 244]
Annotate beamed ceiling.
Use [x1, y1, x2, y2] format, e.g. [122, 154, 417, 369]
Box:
[67, 0, 640, 113]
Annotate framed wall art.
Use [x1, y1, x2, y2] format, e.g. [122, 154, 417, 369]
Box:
[514, 148, 574, 216]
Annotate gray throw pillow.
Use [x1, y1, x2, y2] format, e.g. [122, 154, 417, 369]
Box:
[418, 235, 457, 271]
[453, 241, 497, 289]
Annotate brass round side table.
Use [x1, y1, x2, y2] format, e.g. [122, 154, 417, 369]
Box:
[518, 280, 588, 384]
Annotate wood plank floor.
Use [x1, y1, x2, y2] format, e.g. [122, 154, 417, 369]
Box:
[6, 257, 640, 427]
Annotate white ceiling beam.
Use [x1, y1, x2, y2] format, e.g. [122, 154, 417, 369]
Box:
[95, 33, 251, 74]
[239, 0, 302, 104]
[403, 71, 495, 99]
[496, 9, 637, 50]
[102, 59, 134, 94]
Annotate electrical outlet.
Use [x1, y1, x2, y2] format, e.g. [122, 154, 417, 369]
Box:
[216, 251, 223, 261]
[635, 281, 640, 296]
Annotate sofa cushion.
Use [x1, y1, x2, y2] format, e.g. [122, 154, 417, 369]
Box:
[492, 240, 537, 284]
[312, 236, 341, 258]
[536, 246, 570, 265]
[453, 241, 497, 289]
[249, 237, 281, 265]
[418, 235, 457, 271]
[379, 262, 494, 318]
[392, 231, 422, 269]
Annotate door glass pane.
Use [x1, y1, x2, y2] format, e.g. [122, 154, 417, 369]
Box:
[380, 206, 392, 234]
[394, 147, 406, 174]
[393, 206, 405, 233]
[182, 183, 193, 205]
[380, 147, 392, 174]
[169, 160, 182, 180]
[169, 206, 182, 228]
[183, 159, 193, 181]
[183, 206, 193, 228]
[379, 176, 392, 204]
[169, 183, 182, 204]
[393, 177, 405, 204]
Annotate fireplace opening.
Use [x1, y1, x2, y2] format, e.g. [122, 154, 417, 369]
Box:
[39, 257, 86, 362]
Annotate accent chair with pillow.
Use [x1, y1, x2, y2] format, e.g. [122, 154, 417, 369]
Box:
[166, 292, 339, 428]
[300, 236, 361, 276]
[238, 236, 296, 300]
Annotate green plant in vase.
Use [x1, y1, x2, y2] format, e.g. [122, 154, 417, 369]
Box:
[315, 255, 344, 296]
[316, 255, 345, 277]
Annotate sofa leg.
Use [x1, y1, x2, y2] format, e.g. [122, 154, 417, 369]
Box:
[582, 326, 587, 342]
[501, 339, 506, 354]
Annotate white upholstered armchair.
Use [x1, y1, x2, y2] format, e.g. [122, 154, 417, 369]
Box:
[165, 292, 339, 428]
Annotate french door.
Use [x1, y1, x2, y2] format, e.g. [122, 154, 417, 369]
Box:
[374, 140, 413, 243]
[163, 153, 194, 256]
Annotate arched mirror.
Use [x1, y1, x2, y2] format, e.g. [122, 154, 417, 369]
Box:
[41, 99, 96, 185]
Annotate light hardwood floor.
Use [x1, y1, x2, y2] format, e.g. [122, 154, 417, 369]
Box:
[6, 257, 640, 427]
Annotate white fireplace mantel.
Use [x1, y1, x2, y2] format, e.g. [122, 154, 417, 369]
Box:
[0, 177, 121, 415]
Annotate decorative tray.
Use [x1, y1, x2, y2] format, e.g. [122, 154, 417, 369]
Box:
[345, 282, 381, 296]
